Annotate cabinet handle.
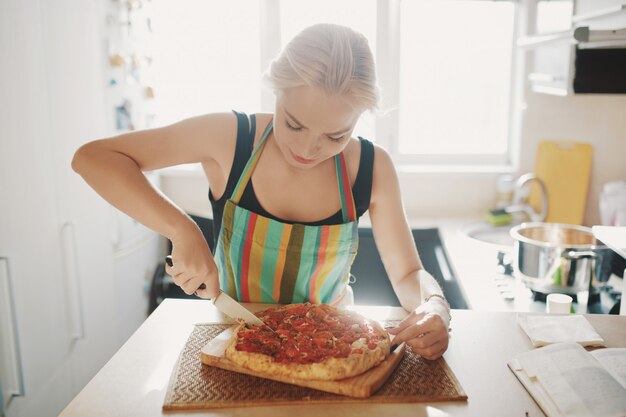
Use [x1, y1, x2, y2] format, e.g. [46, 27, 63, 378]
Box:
[61, 222, 85, 341]
[0, 257, 25, 405]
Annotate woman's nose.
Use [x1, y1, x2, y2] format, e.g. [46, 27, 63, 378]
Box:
[297, 135, 322, 157]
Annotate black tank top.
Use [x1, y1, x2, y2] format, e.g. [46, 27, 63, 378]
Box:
[209, 111, 374, 246]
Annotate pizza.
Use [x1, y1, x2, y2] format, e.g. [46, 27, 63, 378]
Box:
[224, 303, 391, 381]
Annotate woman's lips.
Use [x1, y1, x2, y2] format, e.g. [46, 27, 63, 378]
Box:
[290, 150, 317, 164]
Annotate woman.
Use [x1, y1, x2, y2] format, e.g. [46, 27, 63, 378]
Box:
[72, 24, 451, 360]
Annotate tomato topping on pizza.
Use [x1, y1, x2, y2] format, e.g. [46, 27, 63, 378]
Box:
[233, 303, 388, 365]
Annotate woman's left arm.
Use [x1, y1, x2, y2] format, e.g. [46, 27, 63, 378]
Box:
[368, 146, 450, 360]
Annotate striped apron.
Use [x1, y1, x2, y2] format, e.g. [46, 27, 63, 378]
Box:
[214, 119, 358, 306]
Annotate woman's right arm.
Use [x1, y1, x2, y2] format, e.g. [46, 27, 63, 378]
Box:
[71, 112, 237, 298]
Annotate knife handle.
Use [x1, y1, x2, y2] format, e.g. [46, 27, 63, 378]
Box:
[164, 256, 206, 290]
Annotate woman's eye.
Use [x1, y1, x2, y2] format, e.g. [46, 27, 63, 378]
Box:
[285, 120, 302, 132]
[328, 135, 345, 142]
[284, 119, 346, 142]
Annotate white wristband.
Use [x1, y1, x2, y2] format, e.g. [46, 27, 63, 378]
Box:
[424, 293, 452, 329]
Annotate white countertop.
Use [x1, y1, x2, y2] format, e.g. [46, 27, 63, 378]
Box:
[58, 299, 626, 417]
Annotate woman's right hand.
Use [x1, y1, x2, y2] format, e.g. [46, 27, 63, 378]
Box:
[165, 223, 221, 299]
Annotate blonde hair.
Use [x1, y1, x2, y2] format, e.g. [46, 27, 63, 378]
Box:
[264, 23, 380, 112]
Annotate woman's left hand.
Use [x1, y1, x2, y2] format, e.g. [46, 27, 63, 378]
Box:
[386, 303, 450, 360]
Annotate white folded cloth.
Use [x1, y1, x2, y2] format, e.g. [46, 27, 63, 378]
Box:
[517, 314, 605, 347]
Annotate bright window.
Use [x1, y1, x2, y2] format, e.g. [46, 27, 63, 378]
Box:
[398, 1, 516, 162]
[535, 0, 573, 33]
[150, 0, 261, 125]
[148, 0, 520, 169]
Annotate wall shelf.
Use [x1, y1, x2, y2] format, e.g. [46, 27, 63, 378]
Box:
[519, 1, 626, 96]
[518, 26, 626, 49]
[572, 3, 626, 24]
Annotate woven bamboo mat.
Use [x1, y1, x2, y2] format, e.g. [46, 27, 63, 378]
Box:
[163, 322, 467, 410]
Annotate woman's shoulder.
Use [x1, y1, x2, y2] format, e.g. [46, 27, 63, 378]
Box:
[246, 112, 273, 146]
[254, 112, 274, 123]
[368, 142, 398, 206]
[199, 110, 272, 149]
[343, 136, 386, 167]
[370, 143, 394, 177]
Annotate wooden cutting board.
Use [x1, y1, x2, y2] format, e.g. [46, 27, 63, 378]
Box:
[200, 326, 406, 399]
[528, 141, 593, 225]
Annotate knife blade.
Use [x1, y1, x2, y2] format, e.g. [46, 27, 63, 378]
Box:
[212, 290, 266, 326]
[164, 256, 266, 327]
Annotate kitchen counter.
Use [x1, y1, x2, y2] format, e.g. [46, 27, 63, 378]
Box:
[380, 217, 620, 314]
[58, 299, 626, 417]
[433, 218, 540, 312]
[358, 216, 553, 313]
[436, 219, 623, 314]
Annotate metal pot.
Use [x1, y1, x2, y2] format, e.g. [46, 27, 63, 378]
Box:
[509, 222, 614, 295]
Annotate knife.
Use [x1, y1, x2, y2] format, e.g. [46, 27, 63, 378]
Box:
[211, 290, 266, 326]
[164, 256, 265, 326]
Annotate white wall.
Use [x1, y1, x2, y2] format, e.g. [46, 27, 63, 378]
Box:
[520, 93, 626, 226]
[397, 93, 626, 225]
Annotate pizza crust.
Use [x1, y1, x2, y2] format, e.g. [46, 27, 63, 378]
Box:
[224, 307, 391, 381]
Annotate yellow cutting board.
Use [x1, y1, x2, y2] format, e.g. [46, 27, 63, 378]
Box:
[528, 141, 593, 225]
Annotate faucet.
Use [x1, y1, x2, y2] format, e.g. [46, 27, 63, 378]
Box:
[504, 173, 548, 222]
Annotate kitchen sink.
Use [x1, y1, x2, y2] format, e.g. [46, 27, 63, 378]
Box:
[461, 222, 517, 247]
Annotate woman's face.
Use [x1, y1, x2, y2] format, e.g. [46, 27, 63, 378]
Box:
[273, 86, 360, 169]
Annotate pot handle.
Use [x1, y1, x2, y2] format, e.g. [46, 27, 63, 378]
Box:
[566, 250, 597, 260]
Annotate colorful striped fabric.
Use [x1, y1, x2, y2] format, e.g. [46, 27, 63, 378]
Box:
[214, 119, 359, 306]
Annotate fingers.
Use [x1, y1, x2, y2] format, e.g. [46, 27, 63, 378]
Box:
[164, 256, 219, 297]
[392, 319, 438, 348]
[387, 309, 425, 335]
[171, 272, 204, 295]
[194, 279, 221, 299]
[388, 312, 449, 360]
[410, 339, 448, 361]
[387, 310, 426, 343]
[392, 333, 446, 360]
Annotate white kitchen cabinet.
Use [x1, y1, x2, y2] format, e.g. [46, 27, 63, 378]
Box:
[0, 2, 75, 416]
[520, 0, 626, 96]
[0, 1, 162, 416]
